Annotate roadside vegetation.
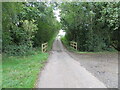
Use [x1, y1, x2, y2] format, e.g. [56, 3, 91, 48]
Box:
[61, 36, 117, 54]
[3, 50, 48, 88]
[60, 2, 119, 52]
[2, 2, 60, 88]
[3, 2, 60, 56]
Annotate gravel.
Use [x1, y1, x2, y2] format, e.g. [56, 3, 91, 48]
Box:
[66, 50, 118, 88]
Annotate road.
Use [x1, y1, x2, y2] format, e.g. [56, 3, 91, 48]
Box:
[36, 38, 106, 88]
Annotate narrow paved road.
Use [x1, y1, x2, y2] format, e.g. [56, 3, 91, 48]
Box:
[36, 38, 106, 88]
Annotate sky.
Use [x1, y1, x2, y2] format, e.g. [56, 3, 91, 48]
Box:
[58, 29, 66, 36]
[53, 8, 66, 37]
[53, 9, 61, 22]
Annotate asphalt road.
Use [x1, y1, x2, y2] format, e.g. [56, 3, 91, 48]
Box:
[36, 39, 106, 88]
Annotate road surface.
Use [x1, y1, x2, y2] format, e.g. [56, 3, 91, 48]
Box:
[36, 39, 106, 88]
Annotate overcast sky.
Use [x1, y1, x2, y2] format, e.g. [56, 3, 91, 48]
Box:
[53, 8, 66, 36]
[53, 9, 61, 22]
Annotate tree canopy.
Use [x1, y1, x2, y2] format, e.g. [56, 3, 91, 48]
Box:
[2, 2, 119, 56]
[60, 2, 119, 51]
[2, 2, 61, 55]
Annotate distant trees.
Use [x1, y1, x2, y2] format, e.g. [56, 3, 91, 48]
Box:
[2, 2, 60, 55]
[60, 2, 119, 51]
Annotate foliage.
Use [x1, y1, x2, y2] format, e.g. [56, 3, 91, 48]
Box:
[2, 50, 48, 88]
[61, 36, 69, 47]
[22, 20, 38, 48]
[2, 2, 60, 56]
[60, 2, 119, 51]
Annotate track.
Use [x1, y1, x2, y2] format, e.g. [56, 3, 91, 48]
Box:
[36, 38, 106, 88]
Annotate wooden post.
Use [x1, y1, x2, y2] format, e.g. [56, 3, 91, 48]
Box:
[41, 42, 48, 53]
[76, 42, 77, 50]
[70, 41, 77, 50]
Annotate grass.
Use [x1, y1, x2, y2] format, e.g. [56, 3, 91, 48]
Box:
[2, 32, 58, 88]
[2, 50, 48, 88]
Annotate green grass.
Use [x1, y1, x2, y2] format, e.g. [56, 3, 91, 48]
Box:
[2, 32, 58, 88]
[2, 50, 48, 88]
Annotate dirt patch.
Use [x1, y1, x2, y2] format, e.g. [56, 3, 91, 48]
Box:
[66, 50, 118, 88]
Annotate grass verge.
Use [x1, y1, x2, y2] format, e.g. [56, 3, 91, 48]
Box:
[2, 50, 48, 88]
[2, 31, 58, 88]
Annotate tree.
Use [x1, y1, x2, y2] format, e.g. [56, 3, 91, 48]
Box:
[60, 2, 119, 51]
[2, 2, 60, 55]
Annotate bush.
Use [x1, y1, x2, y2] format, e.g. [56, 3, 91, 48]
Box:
[3, 45, 35, 56]
[61, 36, 69, 47]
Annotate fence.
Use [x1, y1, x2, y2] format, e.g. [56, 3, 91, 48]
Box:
[41, 42, 48, 53]
[70, 41, 77, 50]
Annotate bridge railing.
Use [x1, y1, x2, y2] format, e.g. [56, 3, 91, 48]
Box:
[70, 41, 77, 50]
[41, 42, 48, 53]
